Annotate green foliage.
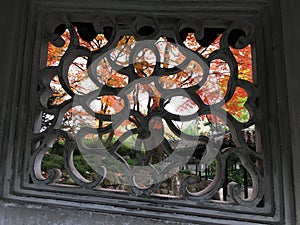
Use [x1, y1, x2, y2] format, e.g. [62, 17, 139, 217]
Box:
[227, 167, 250, 185]
[125, 158, 139, 166]
[48, 141, 65, 156]
[205, 155, 252, 186]
[117, 144, 136, 159]
[41, 153, 63, 171]
[179, 169, 193, 175]
[73, 155, 94, 175]
[43, 138, 253, 187]
[207, 160, 217, 180]
[226, 154, 252, 186]
[42, 137, 141, 177]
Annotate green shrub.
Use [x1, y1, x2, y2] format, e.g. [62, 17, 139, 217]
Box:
[41, 154, 63, 171]
[48, 141, 65, 156]
[117, 144, 136, 159]
[179, 169, 192, 175]
[73, 155, 94, 175]
[125, 158, 139, 166]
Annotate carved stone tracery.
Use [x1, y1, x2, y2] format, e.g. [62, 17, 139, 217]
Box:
[32, 15, 263, 207]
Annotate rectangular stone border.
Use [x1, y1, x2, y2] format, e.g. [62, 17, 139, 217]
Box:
[0, 0, 295, 224]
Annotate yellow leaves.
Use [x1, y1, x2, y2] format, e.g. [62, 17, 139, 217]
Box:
[117, 36, 136, 46]
[52, 93, 64, 97]
[47, 30, 70, 66]
[223, 87, 250, 123]
[161, 62, 169, 68]
[231, 44, 253, 83]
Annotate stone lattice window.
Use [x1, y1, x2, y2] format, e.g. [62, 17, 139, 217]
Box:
[36, 17, 259, 201]
[2, 1, 294, 224]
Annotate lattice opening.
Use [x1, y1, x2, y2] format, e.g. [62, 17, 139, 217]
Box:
[32, 17, 261, 206]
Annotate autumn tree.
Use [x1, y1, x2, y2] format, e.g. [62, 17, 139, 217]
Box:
[44, 23, 253, 166]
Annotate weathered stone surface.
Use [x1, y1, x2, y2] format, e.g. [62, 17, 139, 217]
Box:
[0, 0, 299, 224]
[0, 201, 193, 225]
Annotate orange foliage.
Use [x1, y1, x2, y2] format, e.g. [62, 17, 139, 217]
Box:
[185, 34, 252, 122]
[47, 30, 70, 66]
[46, 28, 253, 134]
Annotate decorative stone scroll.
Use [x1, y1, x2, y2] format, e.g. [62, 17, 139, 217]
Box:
[31, 15, 262, 207]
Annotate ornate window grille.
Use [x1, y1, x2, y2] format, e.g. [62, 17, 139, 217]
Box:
[2, 1, 294, 224]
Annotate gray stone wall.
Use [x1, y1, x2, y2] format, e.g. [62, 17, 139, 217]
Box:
[0, 201, 193, 225]
[0, 0, 299, 224]
[280, 0, 300, 224]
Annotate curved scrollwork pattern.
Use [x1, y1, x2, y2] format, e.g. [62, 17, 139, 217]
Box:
[32, 15, 262, 206]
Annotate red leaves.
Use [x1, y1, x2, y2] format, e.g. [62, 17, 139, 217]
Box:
[231, 45, 253, 83]
[224, 87, 249, 122]
[46, 30, 253, 125]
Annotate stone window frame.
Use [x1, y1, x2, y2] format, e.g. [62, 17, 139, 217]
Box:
[0, 0, 295, 224]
